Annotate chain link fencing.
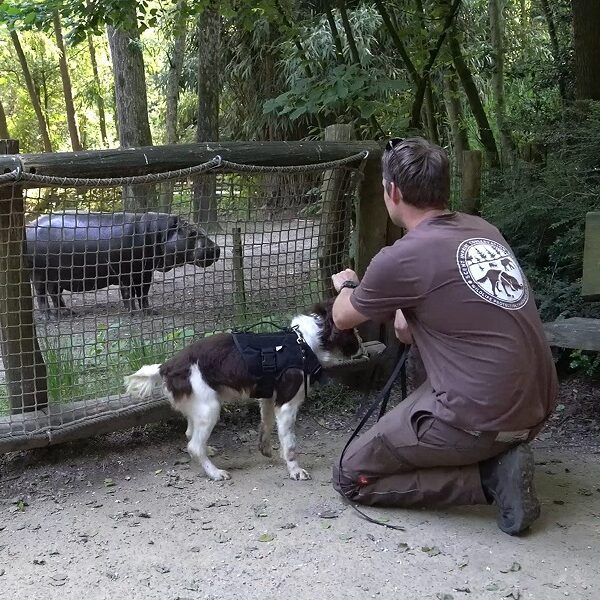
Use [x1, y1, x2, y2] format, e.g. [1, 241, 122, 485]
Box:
[0, 151, 368, 451]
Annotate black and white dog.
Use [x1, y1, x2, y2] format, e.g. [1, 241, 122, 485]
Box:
[124, 300, 361, 481]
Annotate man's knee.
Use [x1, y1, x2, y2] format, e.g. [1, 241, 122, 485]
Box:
[332, 458, 360, 497]
[332, 457, 376, 499]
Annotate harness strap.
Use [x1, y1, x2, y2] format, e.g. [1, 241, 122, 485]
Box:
[336, 344, 411, 531]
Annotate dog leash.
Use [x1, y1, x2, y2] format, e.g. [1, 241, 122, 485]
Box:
[336, 343, 411, 530]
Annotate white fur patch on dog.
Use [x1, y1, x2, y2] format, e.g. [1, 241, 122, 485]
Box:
[124, 364, 162, 398]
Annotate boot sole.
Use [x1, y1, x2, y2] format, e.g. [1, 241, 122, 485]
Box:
[496, 444, 540, 535]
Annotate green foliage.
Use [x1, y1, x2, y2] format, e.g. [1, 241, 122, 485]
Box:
[264, 62, 408, 121]
[263, 4, 407, 131]
[482, 103, 600, 322]
[568, 349, 600, 379]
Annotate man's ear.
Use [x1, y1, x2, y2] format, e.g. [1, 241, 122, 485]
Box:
[389, 181, 403, 205]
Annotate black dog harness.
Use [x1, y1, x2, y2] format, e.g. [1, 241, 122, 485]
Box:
[232, 326, 323, 399]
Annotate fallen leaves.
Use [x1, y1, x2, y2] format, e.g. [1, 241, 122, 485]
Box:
[500, 562, 522, 573]
[421, 545, 442, 557]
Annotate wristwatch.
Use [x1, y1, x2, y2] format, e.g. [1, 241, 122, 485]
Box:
[339, 280, 358, 291]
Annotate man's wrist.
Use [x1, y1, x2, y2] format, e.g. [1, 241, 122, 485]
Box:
[339, 280, 358, 292]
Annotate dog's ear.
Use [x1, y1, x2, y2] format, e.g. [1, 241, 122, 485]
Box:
[312, 297, 334, 318]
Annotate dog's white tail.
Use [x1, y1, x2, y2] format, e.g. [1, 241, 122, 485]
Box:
[124, 364, 162, 398]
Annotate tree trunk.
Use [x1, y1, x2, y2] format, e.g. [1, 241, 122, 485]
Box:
[166, 0, 187, 145]
[442, 66, 470, 173]
[325, 3, 344, 61]
[10, 30, 53, 152]
[337, 0, 360, 64]
[107, 14, 154, 210]
[409, 0, 462, 130]
[161, 0, 187, 213]
[488, 0, 514, 162]
[0, 100, 9, 139]
[571, 0, 600, 100]
[449, 29, 499, 166]
[87, 33, 108, 146]
[53, 11, 82, 151]
[336, 0, 383, 135]
[539, 0, 566, 101]
[194, 5, 221, 229]
[374, 0, 420, 85]
[424, 79, 440, 144]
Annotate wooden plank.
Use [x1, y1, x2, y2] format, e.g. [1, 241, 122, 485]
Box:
[0, 394, 176, 453]
[232, 226, 247, 324]
[0, 141, 381, 180]
[582, 211, 600, 300]
[319, 124, 354, 297]
[354, 146, 387, 278]
[354, 142, 387, 343]
[543, 317, 600, 351]
[0, 139, 48, 413]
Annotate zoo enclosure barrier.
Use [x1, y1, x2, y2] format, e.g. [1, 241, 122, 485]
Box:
[0, 136, 391, 454]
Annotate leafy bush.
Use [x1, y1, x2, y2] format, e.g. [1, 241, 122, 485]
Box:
[482, 103, 600, 322]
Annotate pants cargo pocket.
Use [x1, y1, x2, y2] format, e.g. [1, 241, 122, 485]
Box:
[343, 432, 408, 480]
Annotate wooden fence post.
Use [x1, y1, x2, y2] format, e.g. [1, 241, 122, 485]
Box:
[319, 124, 354, 298]
[461, 150, 482, 215]
[0, 139, 48, 413]
[232, 226, 247, 324]
[354, 143, 388, 343]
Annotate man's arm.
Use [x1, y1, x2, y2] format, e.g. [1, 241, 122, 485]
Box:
[333, 287, 370, 330]
[331, 269, 370, 330]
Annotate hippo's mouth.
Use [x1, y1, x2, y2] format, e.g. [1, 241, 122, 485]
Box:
[194, 256, 218, 268]
[194, 245, 220, 268]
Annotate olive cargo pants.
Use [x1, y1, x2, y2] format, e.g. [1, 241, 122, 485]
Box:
[333, 381, 538, 507]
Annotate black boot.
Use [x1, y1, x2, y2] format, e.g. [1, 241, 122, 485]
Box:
[479, 443, 540, 536]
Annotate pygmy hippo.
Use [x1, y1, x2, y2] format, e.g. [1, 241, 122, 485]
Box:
[24, 211, 220, 315]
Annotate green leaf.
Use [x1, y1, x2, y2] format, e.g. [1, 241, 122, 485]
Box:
[289, 107, 307, 120]
[359, 102, 378, 119]
[258, 533, 274, 542]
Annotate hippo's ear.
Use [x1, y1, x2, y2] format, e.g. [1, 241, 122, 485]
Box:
[166, 215, 179, 239]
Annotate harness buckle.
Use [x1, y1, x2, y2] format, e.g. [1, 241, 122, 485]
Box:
[261, 349, 278, 373]
[291, 324, 305, 345]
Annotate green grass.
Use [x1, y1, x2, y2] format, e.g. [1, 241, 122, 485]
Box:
[0, 325, 199, 416]
[0, 276, 330, 417]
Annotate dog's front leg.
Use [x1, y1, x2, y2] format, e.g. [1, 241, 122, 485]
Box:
[275, 390, 310, 481]
[259, 398, 275, 457]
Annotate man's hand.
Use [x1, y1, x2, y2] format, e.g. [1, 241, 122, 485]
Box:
[394, 309, 413, 344]
[332, 269, 360, 293]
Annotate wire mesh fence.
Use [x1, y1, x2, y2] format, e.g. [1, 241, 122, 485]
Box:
[0, 152, 367, 448]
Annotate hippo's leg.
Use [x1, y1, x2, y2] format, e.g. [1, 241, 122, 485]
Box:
[140, 271, 158, 315]
[47, 282, 75, 318]
[32, 277, 51, 315]
[120, 282, 137, 312]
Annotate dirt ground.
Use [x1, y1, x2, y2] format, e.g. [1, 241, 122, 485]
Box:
[1, 378, 599, 600]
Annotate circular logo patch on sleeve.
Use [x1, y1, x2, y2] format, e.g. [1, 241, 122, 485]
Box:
[456, 238, 529, 310]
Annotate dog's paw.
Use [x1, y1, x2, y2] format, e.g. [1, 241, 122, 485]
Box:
[289, 467, 311, 481]
[258, 437, 273, 458]
[208, 468, 231, 481]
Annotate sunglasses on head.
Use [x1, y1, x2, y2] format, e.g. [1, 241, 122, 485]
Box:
[385, 137, 405, 151]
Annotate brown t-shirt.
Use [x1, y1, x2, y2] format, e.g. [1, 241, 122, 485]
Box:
[350, 212, 558, 432]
